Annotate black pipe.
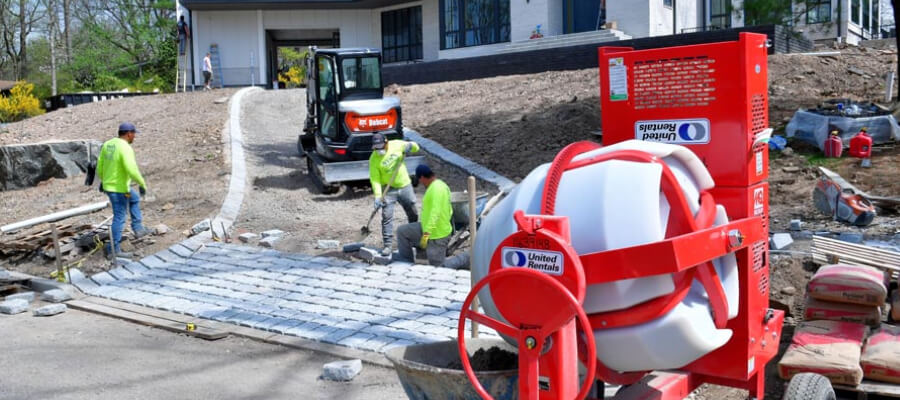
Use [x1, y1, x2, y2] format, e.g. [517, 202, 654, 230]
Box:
[673, 0, 677, 35]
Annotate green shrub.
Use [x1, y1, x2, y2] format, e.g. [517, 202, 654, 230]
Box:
[0, 82, 45, 122]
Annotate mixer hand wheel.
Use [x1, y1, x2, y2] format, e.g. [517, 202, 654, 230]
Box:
[457, 268, 597, 400]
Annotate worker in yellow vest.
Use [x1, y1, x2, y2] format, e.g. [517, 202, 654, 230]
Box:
[369, 132, 420, 256]
[396, 164, 453, 266]
[96, 122, 150, 259]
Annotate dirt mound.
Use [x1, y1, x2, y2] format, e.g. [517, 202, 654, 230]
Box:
[1, 89, 235, 276]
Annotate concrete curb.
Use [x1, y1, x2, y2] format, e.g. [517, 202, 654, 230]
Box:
[403, 129, 515, 193]
[183, 86, 261, 249]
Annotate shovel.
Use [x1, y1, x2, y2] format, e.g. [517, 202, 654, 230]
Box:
[359, 162, 403, 240]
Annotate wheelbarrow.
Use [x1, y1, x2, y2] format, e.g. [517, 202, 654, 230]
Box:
[384, 338, 518, 400]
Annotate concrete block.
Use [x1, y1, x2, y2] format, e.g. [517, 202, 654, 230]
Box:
[789, 219, 803, 231]
[322, 359, 362, 382]
[261, 230, 284, 238]
[259, 237, 280, 248]
[108, 267, 135, 280]
[770, 233, 793, 250]
[321, 328, 356, 344]
[190, 219, 211, 236]
[338, 333, 376, 349]
[0, 299, 29, 314]
[33, 303, 67, 316]
[90, 272, 117, 286]
[238, 233, 258, 243]
[357, 247, 378, 263]
[5, 291, 35, 302]
[316, 240, 340, 249]
[153, 224, 170, 235]
[169, 244, 194, 258]
[41, 289, 73, 303]
[838, 232, 864, 244]
[0, 269, 10, 280]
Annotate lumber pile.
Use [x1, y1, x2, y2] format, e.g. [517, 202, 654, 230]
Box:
[811, 235, 900, 281]
[0, 223, 93, 262]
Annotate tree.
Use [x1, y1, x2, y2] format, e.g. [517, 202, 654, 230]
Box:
[893, 0, 899, 100]
[742, 0, 793, 26]
[0, 0, 45, 79]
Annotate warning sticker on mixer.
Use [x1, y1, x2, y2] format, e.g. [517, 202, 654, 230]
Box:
[608, 57, 628, 101]
[501, 247, 564, 276]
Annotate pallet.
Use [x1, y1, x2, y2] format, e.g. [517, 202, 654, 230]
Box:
[835, 380, 900, 399]
[812, 235, 900, 281]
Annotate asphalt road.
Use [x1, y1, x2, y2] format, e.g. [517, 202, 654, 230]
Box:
[0, 306, 406, 400]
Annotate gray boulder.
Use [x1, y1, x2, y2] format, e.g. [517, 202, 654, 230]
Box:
[0, 140, 101, 191]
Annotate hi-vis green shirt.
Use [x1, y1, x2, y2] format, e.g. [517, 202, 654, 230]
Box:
[369, 139, 420, 198]
[96, 137, 146, 193]
[421, 179, 452, 240]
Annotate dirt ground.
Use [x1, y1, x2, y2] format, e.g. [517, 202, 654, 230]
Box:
[0, 89, 236, 276]
[232, 88, 475, 256]
[0, 305, 405, 399]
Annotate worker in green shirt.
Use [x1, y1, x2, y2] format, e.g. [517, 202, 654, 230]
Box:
[396, 164, 453, 266]
[370, 132, 421, 256]
[96, 122, 150, 259]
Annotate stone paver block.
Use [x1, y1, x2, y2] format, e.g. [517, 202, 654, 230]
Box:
[5, 291, 35, 302]
[41, 289, 73, 303]
[381, 339, 416, 353]
[169, 244, 195, 258]
[322, 359, 362, 381]
[0, 299, 29, 314]
[320, 329, 356, 344]
[140, 256, 166, 269]
[155, 249, 183, 263]
[261, 230, 284, 238]
[108, 267, 135, 280]
[33, 303, 68, 316]
[316, 239, 340, 249]
[91, 272, 117, 286]
[338, 333, 375, 349]
[259, 237, 280, 248]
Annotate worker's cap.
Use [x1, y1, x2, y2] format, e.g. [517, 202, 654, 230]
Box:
[415, 164, 434, 179]
[371, 133, 386, 150]
[861, 127, 868, 132]
[118, 122, 139, 134]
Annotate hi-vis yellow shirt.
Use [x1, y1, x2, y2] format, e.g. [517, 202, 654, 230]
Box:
[368, 139, 420, 198]
[96, 137, 146, 193]
[421, 179, 452, 240]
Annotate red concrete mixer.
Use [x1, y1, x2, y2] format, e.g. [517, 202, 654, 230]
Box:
[457, 33, 784, 400]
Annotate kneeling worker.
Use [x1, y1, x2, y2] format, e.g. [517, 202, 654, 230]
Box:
[370, 133, 421, 256]
[396, 164, 452, 266]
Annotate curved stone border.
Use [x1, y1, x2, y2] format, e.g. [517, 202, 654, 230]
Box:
[183, 87, 262, 248]
[403, 128, 515, 193]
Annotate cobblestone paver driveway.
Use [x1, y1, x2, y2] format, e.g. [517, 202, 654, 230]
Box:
[70, 241, 497, 352]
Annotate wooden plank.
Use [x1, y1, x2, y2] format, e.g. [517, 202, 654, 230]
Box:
[67, 299, 228, 340]
[814, 236, 900, 260]
[811, 247, 900, 269]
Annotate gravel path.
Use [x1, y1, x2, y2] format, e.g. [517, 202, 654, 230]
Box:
[234, 89, 398, 254]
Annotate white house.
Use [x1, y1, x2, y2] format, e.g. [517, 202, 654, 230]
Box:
[176, 0, 883, 87]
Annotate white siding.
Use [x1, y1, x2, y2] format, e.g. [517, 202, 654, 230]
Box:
[511, 0, 563, 41]
[609, 0, 650, 38]
[193, 10, 259, 86]
[263, 9, 378, 48]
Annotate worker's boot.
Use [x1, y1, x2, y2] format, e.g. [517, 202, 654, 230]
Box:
[133, 228, 152, 240]
[381, 246, 392, 257]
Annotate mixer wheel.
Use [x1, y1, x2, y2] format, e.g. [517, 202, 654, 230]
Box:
[783, 373, 835, 400]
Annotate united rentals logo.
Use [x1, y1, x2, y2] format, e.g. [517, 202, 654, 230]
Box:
[635, 119, 711, 144]
[501, 247, 564, 276]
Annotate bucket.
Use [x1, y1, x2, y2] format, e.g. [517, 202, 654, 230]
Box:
[450, 192, 489, 231]
[384, 338, 518, 400]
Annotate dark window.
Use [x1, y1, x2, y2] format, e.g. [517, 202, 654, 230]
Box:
[341, 57, 381, 90]
[851, 0, 860, 24]
[709, 0, 731, 28]
[872, 0, 879, 33]
[381, 6, 423, 63]
[440, 0, 510, 49]
[807, 0, 831, 24]
[862, 0, 870, 30]
[663, 0, 672, 7]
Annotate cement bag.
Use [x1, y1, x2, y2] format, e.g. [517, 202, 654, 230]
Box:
[808, 264, 887, 307]
[473, 140, 739, 372]
[804, 297, 881, 327]
[861, 324, 900, 384]
[785, 110, 900, 151]
[778, 320, 868, 386]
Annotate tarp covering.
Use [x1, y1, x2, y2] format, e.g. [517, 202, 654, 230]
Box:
[785, 110, 900, 150]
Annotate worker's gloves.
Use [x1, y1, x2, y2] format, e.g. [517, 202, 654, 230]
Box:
[374, 197, 384, 209]
[139, 186, 147, 196]
[403, 143, 413, 156]
[419, 233, 430, 249]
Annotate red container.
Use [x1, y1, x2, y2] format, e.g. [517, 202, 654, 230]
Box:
[824, 134, 843, 158]
[850, 131, 873, 158]
[598, 33, 770, 187]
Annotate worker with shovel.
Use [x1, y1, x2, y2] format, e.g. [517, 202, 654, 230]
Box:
[369, 133, 420, 256]
[395, 164, 453, 266]
[96, 122, 150, 259]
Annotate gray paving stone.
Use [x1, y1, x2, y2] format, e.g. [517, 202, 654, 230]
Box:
[123, 262, 150, 274]
[0, 299, 29, 314]
[338, 333, 375, 349]
[389, 319, 425, 331]
[40, 289, 73, 303]
[108, 267, 136, 280]
[320, 328, 356, 344]
[381, 339, 417, 352]
[155, 249, 183, 263]
[91, 271, 117, 286]
[266, 318, 301, 334]
[169, 244, 195, 258]
[5, 291, 35, 302]
[33, 303, 67, 316]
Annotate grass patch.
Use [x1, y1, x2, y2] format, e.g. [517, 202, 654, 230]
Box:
[803, 153, 842, 168]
